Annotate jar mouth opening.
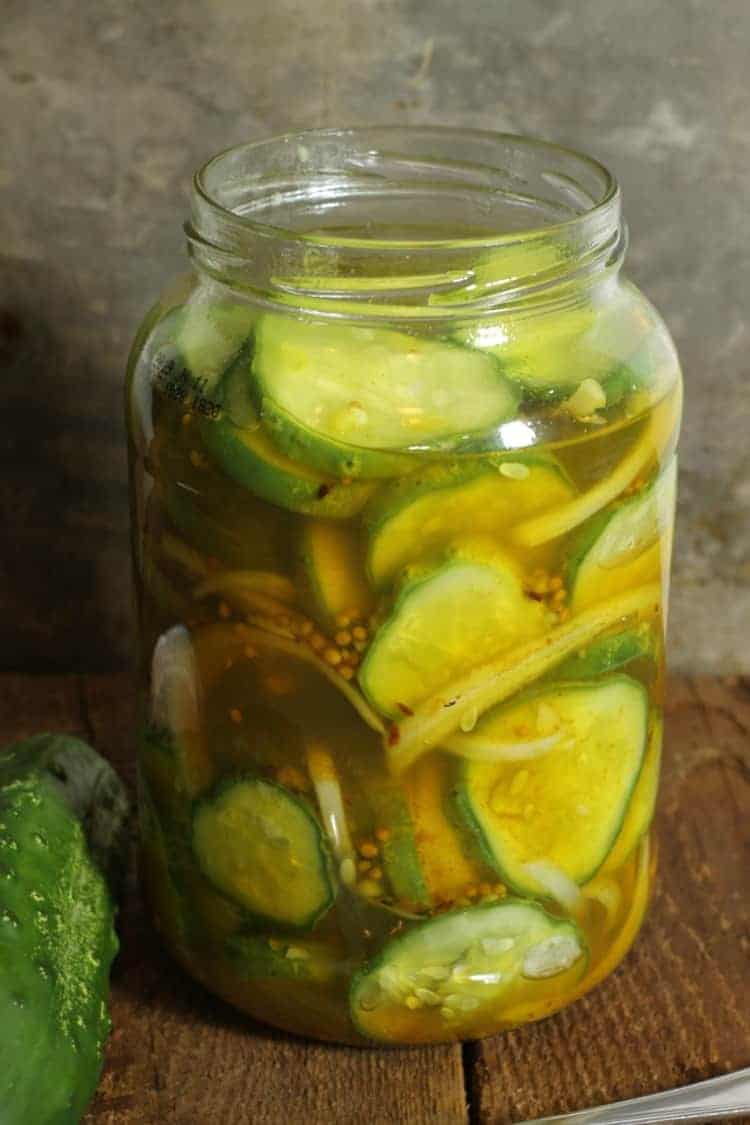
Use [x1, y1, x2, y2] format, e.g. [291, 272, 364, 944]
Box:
[188, 127, 623, 316]
[193, 125, 619, 251]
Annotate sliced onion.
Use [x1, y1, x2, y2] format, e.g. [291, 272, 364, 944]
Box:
[306, 744, 354, 872]
[442, 731, 562, 762]
[522, 860, 583, 915]
[151, 624, 201, 733]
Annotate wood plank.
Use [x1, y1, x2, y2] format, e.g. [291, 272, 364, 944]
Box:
[468, 674, 750, 1124]
[77, 676, 468, 1125]
[3, 675, 748, 1123]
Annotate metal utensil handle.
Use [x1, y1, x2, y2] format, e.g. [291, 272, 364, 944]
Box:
[517, 1066, 750, 1125]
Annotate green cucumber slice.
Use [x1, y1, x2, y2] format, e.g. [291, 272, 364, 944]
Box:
[359, 546, 547, 717]
[365, 781, 432, 911]
[201, 415, 374, 518]
[453, 285, 678, 405]
[199, 341, 375, 517]
[389, 583, 660, 773]
[350, 900, 585, 1043]
[252, 315, 520, 479]
[454, 677, 648, 894]
[602, 717, 662, 872]
[300, 520, 375, 628]
[192, 777, 336, 930]
[153, 302, 256, 399]
[568, 457, 676, 611]
[226, 934, 342, 983]
[403, 754, 485, 905]
[365, 454, 576, 588]
[552, 624, 655, 682]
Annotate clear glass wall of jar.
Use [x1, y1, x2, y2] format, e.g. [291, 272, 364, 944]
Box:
[127, 128, 681, 1046]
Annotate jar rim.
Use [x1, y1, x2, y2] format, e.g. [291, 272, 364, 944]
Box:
[192, 124, 619, 251]
[187, 126, 623, 317]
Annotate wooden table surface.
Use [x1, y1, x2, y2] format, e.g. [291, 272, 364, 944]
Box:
[2, 674, 748, 1124]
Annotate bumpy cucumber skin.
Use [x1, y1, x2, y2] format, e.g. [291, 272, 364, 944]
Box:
[0, 734, 129, 1125]
[191, 776, 337, 932]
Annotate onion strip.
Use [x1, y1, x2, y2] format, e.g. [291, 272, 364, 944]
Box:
[388, 582, 660, 773]
[306, 743, 355, 882]
[521, 860, 583, 915]
[442, 731, 562, 763]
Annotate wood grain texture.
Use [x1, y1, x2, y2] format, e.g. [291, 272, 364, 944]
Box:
[1, 675, 747, 1124]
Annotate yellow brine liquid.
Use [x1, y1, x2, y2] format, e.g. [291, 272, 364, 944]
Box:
[129, 238, 681, 1044]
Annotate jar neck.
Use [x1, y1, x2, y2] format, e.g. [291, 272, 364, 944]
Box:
[186, 127, 625, 320]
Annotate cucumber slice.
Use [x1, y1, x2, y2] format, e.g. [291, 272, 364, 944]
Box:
[350, 900, 585, 1043]
[403, 754, 485, 905]
[454, 677, 648, 894]
[192, 777, 336, 930]
[365, 454, 576, 588]
[454, 285, 678, 405]
[389, 583, 660, 772]
[366, 782, 432, 911]
[153, 302, 256, 399]
[227, 934, 342, 984]
[552, 625, 655, 682]
[300, 520, 375, 628]
[201, 415, 375, 518]
[568, 457, 677, 611]
[359, 546, 547, 717]
[602, 717, 661, 872]
[252, 315, 520, 479]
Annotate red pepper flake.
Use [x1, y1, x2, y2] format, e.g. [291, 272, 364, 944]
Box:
[316, 483, 331, 499]
[387, 724, 401, 747]
[396, 701, 414, 716]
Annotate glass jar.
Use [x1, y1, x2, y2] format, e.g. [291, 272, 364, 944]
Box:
[127, 127, 681, 1046]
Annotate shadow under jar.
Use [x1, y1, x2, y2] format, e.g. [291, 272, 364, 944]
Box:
[126, 127, 682, 1046]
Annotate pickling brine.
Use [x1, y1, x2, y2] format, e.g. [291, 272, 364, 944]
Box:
[127, 128, 681, 1045]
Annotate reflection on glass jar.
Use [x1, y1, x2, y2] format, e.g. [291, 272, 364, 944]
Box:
[127, 127, 681, 1046]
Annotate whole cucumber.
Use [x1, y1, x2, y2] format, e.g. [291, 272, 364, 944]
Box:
[0, 733, 129, 1124]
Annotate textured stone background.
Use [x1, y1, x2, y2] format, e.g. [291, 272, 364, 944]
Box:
[0, 0, 747, 672]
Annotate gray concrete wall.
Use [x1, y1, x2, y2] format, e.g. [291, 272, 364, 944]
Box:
[1, 0, 747, 672]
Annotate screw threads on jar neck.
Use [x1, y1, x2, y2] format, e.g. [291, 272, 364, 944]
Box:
[186, 126, 624, 320]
